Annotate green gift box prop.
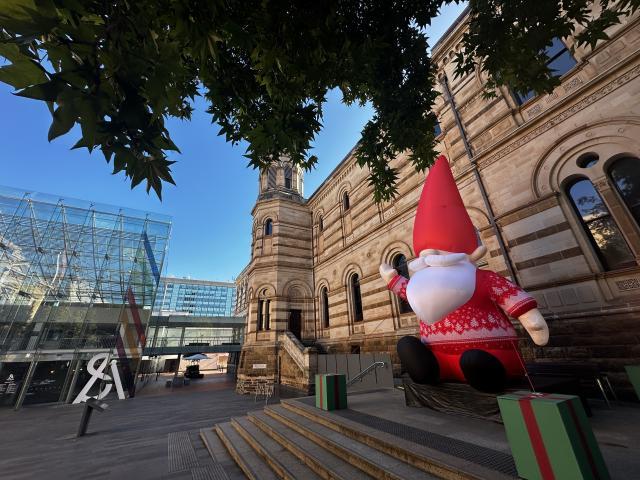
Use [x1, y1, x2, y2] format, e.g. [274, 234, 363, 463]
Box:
[498, 391, 610, 480]
[625, 366, 640, 400]
[315, 374, 347, 411]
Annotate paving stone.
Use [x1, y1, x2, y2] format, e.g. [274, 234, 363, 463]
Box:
[0, 381, 273, 480]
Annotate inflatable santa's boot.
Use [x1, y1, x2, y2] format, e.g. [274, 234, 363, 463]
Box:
[397, 336, 439, 384]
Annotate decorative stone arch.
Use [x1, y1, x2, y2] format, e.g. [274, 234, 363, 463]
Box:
[531, 117, 640, 271]
[258, 213, 278, 229]
[313, 208, 325, 224]
[337, 182, 353, 210]
[281, 279, 313, 340]
[466, 206, 490, 231]
[316, 279, 332, 332]
[314, 278, 331, 297]
[254, 284, 276, 298]
[379, 241, 414, 322]
[532, 118, 640, 198]
[281, 279, 312, 299]
[342, 264, 365, 326]
[250, 284, 275, 333]
[341, 263, 364, 287]
[380, 240, 413, 265]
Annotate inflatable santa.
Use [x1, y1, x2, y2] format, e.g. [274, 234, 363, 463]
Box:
[379, 155, 549, 392]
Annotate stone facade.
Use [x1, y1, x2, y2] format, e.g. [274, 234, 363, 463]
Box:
[235, 10, 640, 397]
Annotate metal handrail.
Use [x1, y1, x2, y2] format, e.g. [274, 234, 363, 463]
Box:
[347, 361, 386, 387]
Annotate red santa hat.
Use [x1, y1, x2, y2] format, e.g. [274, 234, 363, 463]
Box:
[413, 155, 477, 255]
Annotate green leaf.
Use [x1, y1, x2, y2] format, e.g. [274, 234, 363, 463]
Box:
[48, 104, 76, 141]
[0, 60, 48, 89]
[15, 79, 63, 101]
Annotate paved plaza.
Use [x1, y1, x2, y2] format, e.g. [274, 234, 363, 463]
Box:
[0, 374, 263, 480]
[1, 375, 639, 480]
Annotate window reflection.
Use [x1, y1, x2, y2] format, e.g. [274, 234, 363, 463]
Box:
[321, 287, 330, 328]
[392, 254, 413, 314]
[567, 178, 635, 270]
[514, 37, 577, 105]
[610, 157, 640, 226]
[350, 274, 363, 322]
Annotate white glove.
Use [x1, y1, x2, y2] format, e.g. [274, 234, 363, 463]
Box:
[518, 309, 549, 346]
[379, 263, 398, 284]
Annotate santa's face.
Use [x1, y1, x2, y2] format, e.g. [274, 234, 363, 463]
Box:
[405, 249, 476, 325]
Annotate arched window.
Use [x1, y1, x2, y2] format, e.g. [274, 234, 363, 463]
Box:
[350, 273, 363, 322]
[392, 254, 413, 314]
[609, 157, 640, 226]
[321, 287, 330, 328]
[264, 299, 271, 330]
[257, 289, 269, 331]
[257, 299, 264, 331]
[284, 166, 292, 189]
[264, 218, 273, 236]
[566, 178, 635, 271]
[318, 215, 324, 232]
[343, 192, 350, 211]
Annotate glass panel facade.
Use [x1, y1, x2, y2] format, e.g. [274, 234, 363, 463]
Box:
[0, 186, 170, 408]
[154, 278, 236, 317]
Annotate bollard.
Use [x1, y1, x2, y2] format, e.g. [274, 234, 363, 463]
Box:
[77, 398, 109, 437]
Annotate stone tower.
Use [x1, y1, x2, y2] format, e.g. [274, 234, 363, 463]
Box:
[237, 157, 316, 393]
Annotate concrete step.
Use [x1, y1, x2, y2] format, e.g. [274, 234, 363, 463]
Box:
[263, 404, 437, 480]
[200, 428, 247, 480]
[282, 399, 514, 480]
[248, 410, 373, 480]
[231, 416, 322, 480]
[215, 421, 279, 480]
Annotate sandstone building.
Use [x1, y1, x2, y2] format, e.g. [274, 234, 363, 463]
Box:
[234, 8, 640, 396]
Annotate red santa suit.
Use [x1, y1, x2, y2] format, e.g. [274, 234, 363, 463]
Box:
[387, 155, 537, 383]
[388, 270, 536, 381]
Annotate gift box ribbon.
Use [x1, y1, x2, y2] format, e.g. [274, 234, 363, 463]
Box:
[518, 393, 601, 480]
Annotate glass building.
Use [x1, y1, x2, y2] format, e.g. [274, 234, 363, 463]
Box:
[0, 186, 170, 408]
[154, 277, 236, 317]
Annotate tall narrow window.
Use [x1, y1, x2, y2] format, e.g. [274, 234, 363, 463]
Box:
[343, 192, 350, 211]
[318, 215, 324, 232]
[350, 273, 363, 322]
[264, 218, 273, 236]
[321, 287, 330, 328]
[609, 157, 640, 226]
[392, 254, 413, 314]
[284, 166, 292, 189]
[514, 38, 577, 105]
[267, 168, 277, 188]
[567, 178, 635, 270]
[264, 299, 271, 330]
[257, 299, 264, 331]
[434, 119, 442, 137]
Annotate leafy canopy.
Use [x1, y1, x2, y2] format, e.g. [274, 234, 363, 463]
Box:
[1, 0, 638, 200]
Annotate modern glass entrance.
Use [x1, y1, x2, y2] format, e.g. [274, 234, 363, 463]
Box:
[0, 186, 171, 408]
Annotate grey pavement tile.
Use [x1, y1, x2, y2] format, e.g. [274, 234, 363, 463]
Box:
[0, 383, 275, 480]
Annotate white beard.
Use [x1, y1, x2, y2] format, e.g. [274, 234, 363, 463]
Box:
[406, 259, 476, 325]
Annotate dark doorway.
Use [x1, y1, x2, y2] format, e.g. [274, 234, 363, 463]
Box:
[289, 309, 302, 341]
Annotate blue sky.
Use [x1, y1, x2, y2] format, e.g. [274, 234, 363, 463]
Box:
[0, 3, 467, 282]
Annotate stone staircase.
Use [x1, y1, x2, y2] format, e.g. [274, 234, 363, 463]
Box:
[200, 398, 514, 480]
